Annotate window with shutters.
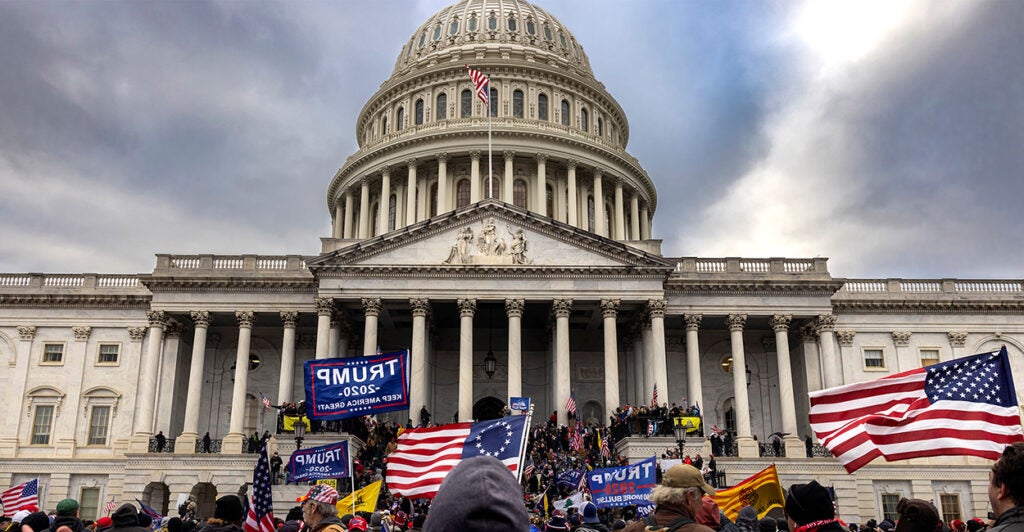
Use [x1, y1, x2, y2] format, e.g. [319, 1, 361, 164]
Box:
[513, 180, 528, 208]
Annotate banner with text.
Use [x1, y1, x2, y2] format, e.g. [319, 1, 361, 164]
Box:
[304, 351, 409, 420]
[287, 441, 350, 482]
[587, 456, 657, 508]
[510, 396, 531, 412]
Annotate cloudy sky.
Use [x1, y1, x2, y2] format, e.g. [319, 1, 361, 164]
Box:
[1, 0, 1021, 279]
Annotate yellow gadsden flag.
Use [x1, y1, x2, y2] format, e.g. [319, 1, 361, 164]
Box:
[711, 464, 785, 522]
[337, 480, 382, 515]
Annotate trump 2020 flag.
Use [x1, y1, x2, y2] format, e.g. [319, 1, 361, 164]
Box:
[810, 346, 1023, 472]
[386, 415, 528, 499]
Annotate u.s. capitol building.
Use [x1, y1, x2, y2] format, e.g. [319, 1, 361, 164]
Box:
[1, 0, 1021, 524]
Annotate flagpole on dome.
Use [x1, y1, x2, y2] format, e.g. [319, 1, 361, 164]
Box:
[515, 403, 534, 484]
[467, 65, 493, 201]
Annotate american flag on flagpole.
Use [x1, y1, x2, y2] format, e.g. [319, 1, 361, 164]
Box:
[1, 478, 38, 513]
[259, 392, 271, 411]
[387, 415, 527, 499]
[523, 459, 535, 479]
[650, 384, 658, 408]
[103, 498, 117, 515]
[565, 392, 577, 418]
[570, 423, 584, 452]
[810, 347, 1024, 473]
[466, 65, 489, 105]
[599, 430, 611, 458]
[243, 442, 275, 532]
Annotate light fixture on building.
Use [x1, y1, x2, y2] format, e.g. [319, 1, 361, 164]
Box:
[673, 417, 691, 458]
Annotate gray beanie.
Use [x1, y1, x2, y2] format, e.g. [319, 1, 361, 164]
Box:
[423, 455, 529, 532]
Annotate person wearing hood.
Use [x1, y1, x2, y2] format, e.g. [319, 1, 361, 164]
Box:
[20, 513, 51, 532]
[278, 507, 303, 532]
[784, 481, 842, 532]
[893, 498, 940, 532]
[110, 505, 148, 532]
[422, 455, 530, 532]
[299, 485, 345, 532]
[735, 507, 758, 532]
[198, 496, 245, 532]
[50, 499, 85, 532]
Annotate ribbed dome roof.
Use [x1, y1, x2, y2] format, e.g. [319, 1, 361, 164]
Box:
[393, 0, 593, 78]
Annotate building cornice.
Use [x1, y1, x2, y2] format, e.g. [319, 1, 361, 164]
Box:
[0, 294, 151, 309]
[832, 299, 1024, 314]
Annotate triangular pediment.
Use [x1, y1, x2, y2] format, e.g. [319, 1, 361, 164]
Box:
[307, 200, 675, 273]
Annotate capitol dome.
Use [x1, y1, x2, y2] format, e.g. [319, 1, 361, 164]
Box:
[326, 0, 657, 250]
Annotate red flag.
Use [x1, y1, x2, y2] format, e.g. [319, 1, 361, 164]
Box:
[466, 66, 489, 105]
[810, 347, 1023, 472]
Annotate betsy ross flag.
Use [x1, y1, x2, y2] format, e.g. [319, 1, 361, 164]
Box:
[1, 478, 38, 513]
[387, 415, 527, 498]
[466, 65, 489, 105]
[810, 347, 1024, 473]
[570, 424, 584, 452]
[243, 442, 275, 532]
[565, 392, 577, 418]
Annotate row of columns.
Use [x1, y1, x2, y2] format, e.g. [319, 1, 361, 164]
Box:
[334, 154, 653, 240]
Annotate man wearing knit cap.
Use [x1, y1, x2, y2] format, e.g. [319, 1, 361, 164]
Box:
[299, 485, 345, 532]
[201, 495, 245, 532]
[50, 499, 84, 532]
[988, 442, 1024, 532]
[623, 464, 716, 532]
[784, 481, 841, 532]
[423, 455, 529, 532]
[893, 498, 940, 532]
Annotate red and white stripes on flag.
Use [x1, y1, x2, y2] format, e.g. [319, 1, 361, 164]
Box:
[467, 65, 489, 105]
[103, 498, 117, 515]
[565, 393, 577, 418]
[1, 478, 38, 513]
[809, 347, 1024, 473]
[243, 442, 275, 532]
[650, 384, 659, 408]
[570, 424, 584, 452]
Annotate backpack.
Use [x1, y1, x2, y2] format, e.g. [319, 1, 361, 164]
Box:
[644, 514, 695, 532]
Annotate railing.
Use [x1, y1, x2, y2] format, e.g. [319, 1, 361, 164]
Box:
[43, 275, 84, 287]
[160, 254, 310, 273]
[0, 275, 31, 287]
[148, 438, 175, 453]
[759, 442, 786, 458]
[842, 279, 1024, 294]
[811, 443, 833, 458]
[706, 470, 728, 489]
[195, 439, 222, 454]
[0, 273, 144, 290]
[677, 257, 829, 275]
[97, 275, 139, 288]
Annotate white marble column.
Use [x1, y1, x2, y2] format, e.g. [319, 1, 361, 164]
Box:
[640, 205, 650, 239]
[457, 298, 476, 421]
[470, 151, 482, 203]
[632, 333, 645, 405]
[771, 314, 803, 456]
[817, 315, 841, 388]
[343, 192, 355, 239]
[359, 178, 371, 239]
[553, 298, 572, 425]
[802, 325, 823, 393]
[279, 312, 298, 405]
[566, 160, 579, 227]
[409, 298, 429, 419]
[593, 171, 605, 236]
[405, 159, 417, 227]
[362, 298, 382, 356]
[601, 299, 620, 421]
[378, 168, 391, 234]
[613, 179, 625, 240]
[131, 310, 165, 450]
[629, 194, 640, 240]
[536, 154, 548, 216]
[648, 299, 669, 406]
[437, 153, 449, 213]
[333, 204, 343, 238]
[683, 314, 704, 416]
[503, 151, 515, 203]
[224, 311, 254, 453]
[176, 311, 210, 453]
[641, 321, 654, 405]
[314, 297, 333, 360]
[727, 314, 757, 457]
[506, 298, 525, 400]
[328, 314, 342, 358]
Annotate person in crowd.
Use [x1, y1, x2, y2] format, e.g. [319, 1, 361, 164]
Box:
[893, 498, 940, 532]
[575, 501, 609, 532]
[735, 506, 758, 532]
[423, 455, 529, 531]
[155, 432, 167, 453]
[202, 433, 212, 454]
[988, 442, 1024, 532]
[299, 485, 345, 532]
[951, 520, 967, 532]
[110, 504, 148, 532]
[270, 452, 283, 484]
[9, 510, 32, 532]
[199, 496, 245, 532]
[759, 517, 777, 532]
[94, 517, 113, 532]
[419, 405, 431, 427]
[50, 499, 84, 532]
[784, 481, 842, 532]
[20, 513, 51, 532]
[623, 464, 716, 532]
[278, 507, 303, 532]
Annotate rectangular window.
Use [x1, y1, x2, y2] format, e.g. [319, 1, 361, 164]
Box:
[920, 348, 940, 368]
[864, 348, 885, 369]
[98, 344, 119, 364]
[43, 343, 64, 363]
[881, 493, 900, 523]
[31, 405, 54, 445]
[80, 487, 100, 520]
[88, 406, 111, 445]
[939, 494, 961, 523]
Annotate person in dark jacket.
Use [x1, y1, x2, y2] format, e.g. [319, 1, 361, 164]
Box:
[784, 481, 842, 532]
[423, 455, 530, 532]
[893, 498, 940, 532]
[20, 513, 51, 532]
[575, 502, 610, 532]
[199, 496, 245, 532]
[50, 499, 84, 532]
[278, 507, 303, 532]
[623, 464, 716, 532]
[299, 485, 345, 532]
[988, 442, 1024, 532]
[110, 504, 149, 532]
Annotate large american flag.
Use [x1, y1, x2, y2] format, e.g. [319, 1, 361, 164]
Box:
[387, 415, 527, 499]
[1, 478, 38, 513]
[565, 393, 577, 418]
[244, 442, 275, 532]
[810, 347, 1023, 472]
[466, 66, 489, 105]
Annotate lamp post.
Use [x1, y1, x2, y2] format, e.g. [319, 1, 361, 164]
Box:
[293, 419, 306, 451]
[673, 417, 691, 458]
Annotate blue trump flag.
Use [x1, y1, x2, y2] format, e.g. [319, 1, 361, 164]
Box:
[587, 456, 658, 508]
[287, 440, 350, 482]
[556, 469, 585, 490]
[304, 351, 409, 420]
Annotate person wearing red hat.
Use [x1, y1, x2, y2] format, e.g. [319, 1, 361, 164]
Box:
[346, 516, 368, 532]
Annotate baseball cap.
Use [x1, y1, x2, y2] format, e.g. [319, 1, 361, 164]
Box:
[662, 464, 716, 495]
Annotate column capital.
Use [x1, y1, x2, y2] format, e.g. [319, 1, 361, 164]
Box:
[315, 297, 335, 316]
[948, 331, 967, 347]
[280, 311, 299, 328]
[457, 298, 477, 317]
[552, 298, 573, 318]
[361, 176, 372, 187]
[164, 322, 183, 338]
[469, 150, 482, 161]
[592, 169, 603, 179]
[505, 298, 525, 318]
[600, 298, 620, 319]
[891, 330, 912, 347]
[769, 314, 793, 332]
[406, 158, 418, 169]
[146, 310, 167, 328]
[409, 298, 431, 317]
[16, 325, 37, 341]
[235, 311, 255, 328]
[437, 152, 448, 162]
[535, 153, 548, 163]
[190, 310, 212, 328]
[836, 330, 856, 347]
[683, 314, 702, 331]
[566, 159, 578, 170]
[380, 165, 391, 178]
[362, 297, 383, 317]
[816, 314, 837, 333]
[503, 150, 516, 160]
[800, 324, 818, 343]
[726, 313, 747, 332]
[128, 327, 147, 342]
[646, 298, 668, 319]
[72, 326, 92, 342]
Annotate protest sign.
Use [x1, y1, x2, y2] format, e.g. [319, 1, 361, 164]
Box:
[287, 441, 350, 482]
[587, 456, 657, 508]
[304, 351, 409, 420]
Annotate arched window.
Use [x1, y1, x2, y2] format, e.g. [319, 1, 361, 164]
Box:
[546, 184, 554, 217]
[538, 93, 548, 121]
[581, 108, 588, 132]
[513, 180, 528, 208]
[543, 24, 553, 41]
[84, 387, 120, 446]
[489, 88, 498, 117]
[526, 18, 536, 35]
[418, 32, 427, 49]
[415, 99, 424, 125]
[388, 194, 397, 231]
[512, 90, 524, 118]
[488, 12, 498, 31]
[560, 100, 570, 126]
[456, 179, 471, 208]
[436, 93, 447, 120]
[597, 117, 603, 136]
[430, 183, 438, 216]
[396, 107, 404, 131]
[468, 14, 478, 32]
[461, 89, 472, 118]
[587, 195, 595, 232]
[28, 386, 65, 445]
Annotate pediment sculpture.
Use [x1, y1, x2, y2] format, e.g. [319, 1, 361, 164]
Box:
[442, 217, 533, 265]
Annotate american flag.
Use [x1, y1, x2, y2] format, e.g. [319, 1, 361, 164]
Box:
[244, 442, 275, 532]
[103, 498, 117, 515]
[570, 424, 584, 452]
[259, 392, 271, 411]
[523, 459, 535, 479]
[599, 430, 611, 458]
[1, 478, 38, 513]
[650, 384, 658, 408]
[810, 347, 1024, 473]
[387, 415, 527, 499]
[466, 65, 489, 105]
[565, 393, 577, 418]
